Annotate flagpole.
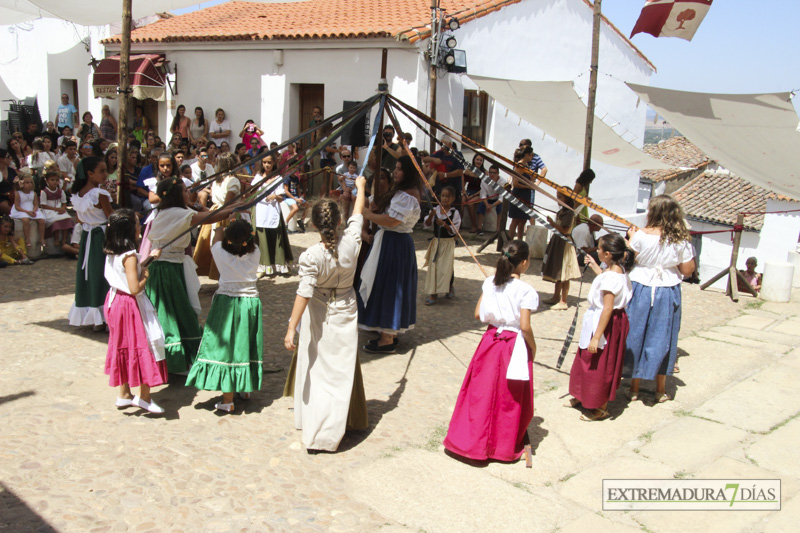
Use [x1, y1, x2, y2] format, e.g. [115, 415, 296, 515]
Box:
[117, 0, 132, 207]
[582, 0, 602, 171]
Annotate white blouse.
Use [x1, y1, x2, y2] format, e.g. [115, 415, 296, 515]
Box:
[148, 207, 194, 262]
[211, 175, 240, 206]
[211, 241, 260, 297]
[71, 188, 111, 226]
[628, 230, 694, 287]
[105, 250, 139, 294]
[578, 270, 632, 350]
[423, 205, 461, 236]
[254, 176, 285, 229]
[479, 276, 539, 331]
[383, 190, 420, 233]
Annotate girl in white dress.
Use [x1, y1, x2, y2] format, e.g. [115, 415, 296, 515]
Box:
[194, 153, 240, 280]
[284, 176, 368, 452]
[39, 170, 75, 249]
[564, 233, 634, 421]
[253, 154, 293, 276]
[422, 185, 461, 305]
[9, 171, 46, 249]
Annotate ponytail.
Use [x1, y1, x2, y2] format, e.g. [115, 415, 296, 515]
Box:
[494, 239, 529, 286]
[598, 233, 635, 272]
[311, 198, 341, 261]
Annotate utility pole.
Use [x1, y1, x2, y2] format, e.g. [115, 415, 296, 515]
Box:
[116, 0, 132, 207]
[582, 0, 602, 171]
[429, 0, 439, 153]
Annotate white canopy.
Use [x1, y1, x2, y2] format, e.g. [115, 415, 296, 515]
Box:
[0, 0, 307, 26]
[468, 75, 674, 171]
[628, 83, 800, 199]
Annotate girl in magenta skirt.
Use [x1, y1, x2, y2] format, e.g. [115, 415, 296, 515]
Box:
[103, 209, 168, 414]
[564, 233, 633, 421]
[444, 240, 538, 462]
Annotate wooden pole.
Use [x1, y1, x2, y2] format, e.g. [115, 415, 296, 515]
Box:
[582, 0, 602, 171]
[116, 0, 132, 207]
[429, 0, 439, 153]
[700, 214, 758, 300]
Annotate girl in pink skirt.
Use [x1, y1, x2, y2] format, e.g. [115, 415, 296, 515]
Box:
[103, 209, 168, 414]
[444, 240, 538, 462]
[564, 233, 633, 420]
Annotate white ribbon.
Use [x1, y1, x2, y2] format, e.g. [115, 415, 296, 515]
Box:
[497, 326, 530, 381]
[81, 223, 105, 281]
[358, 228, 384, 305]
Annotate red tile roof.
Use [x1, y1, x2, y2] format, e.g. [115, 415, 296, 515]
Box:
[674, 171, 798, 231]
[640, 136, 711, 183]
[100, 0, 655, 70]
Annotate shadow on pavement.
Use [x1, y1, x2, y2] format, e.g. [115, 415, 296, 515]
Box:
[0, 482, 57, 533]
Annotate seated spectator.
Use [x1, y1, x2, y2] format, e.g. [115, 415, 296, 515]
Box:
[738, 256, 762, 294]
[57, 140, 79, 189]
[572, 214, 603, 266]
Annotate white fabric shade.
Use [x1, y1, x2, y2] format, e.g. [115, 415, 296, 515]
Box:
[628, 83, 800, 199]
[468, 75, 674, 171]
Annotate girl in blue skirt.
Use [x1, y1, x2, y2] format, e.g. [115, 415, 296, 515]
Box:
[623, 195, 695, 403]
[358, 155, 421, 354]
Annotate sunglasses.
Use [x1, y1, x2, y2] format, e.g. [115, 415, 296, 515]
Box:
[342, 155, 352, 158]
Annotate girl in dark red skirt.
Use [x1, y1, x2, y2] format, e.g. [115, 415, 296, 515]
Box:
[565, 233, 634, 421]
[444, 240, 538, 462]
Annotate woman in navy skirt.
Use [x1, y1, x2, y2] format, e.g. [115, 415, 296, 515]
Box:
[358, 155, 421, 354]
[623, 195, 695, 403]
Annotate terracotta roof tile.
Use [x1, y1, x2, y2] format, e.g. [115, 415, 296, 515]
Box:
[100, 0, 654, 70]
[640, 136, 711, 182]
[673, 171, 798, 232]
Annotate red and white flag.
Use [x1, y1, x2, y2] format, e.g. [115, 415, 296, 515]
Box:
[630, 0, 713, 41]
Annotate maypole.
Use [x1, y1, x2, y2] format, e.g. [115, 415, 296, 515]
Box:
[116, 0, 132, 207]
[583, 0, 602, 171]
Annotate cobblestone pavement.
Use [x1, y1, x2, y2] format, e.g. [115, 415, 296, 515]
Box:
[2, 228, 781, 533]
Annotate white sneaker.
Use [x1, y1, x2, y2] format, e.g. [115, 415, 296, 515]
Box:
[132, 395, 165, 414]
[215, 402, 234, 412]
[115, 397, 133, 408]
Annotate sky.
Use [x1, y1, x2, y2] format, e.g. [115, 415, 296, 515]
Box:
[174, 0, 799, 95]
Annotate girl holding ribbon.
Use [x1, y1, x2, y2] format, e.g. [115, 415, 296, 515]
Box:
[443, 240, 538, 462]
[68, 156, 113, 330]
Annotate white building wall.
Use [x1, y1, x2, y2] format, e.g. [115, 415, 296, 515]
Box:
[442, 0, 654, 217]
[0, 19, 108, 128]
[692, 200, 800, 291]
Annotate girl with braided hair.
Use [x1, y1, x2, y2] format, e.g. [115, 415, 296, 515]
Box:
[186, 219, 262, 412]
[284, 175, 369, 452]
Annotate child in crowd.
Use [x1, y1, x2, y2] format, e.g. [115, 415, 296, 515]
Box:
[422, 186, 461, 305]
[339, 159, 359, 219]
[444, 240, 537, 462]
[542, 191, 581, 310]
[0, 215, 33, 265]
[624, 195, 695, 403]
[39, 170, 75, 250]
[253, 154, 293, 276]
[10, 170, 46, 250]
[68, 157, 113, 330]
[283, 163, 306, 233]
[476, 164, 506, 236]
[146, 176, 238, 374]
[564, 233, 633, 421]
[103, 209, 167, 414]
[284, 176, 369, 452]
[186, 220, 262, 412]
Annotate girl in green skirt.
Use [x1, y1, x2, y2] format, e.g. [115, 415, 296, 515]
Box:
[146, 177, 239, 375]
[186, 219, 262, 412]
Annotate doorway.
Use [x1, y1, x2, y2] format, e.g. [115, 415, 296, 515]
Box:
[298, 83, 324, 149]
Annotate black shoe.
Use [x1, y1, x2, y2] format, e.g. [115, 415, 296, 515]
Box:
[297, 219, 305, 233]
[362, 341, 397, 354]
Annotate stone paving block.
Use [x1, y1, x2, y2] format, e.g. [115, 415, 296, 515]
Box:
[632, 457, 798, 533]
[771, 318, 800, 337]
[666, 336, 765, 410]
[693, 362, 800, 433]
[779, 347, 800, 369]
[709, 326, 800, 349]
[727, 314, 776, 331]
[347, 449, 581, 533]
[638, 417, 749, 472]
[746, 417, 800, 481]
[761, 489, 800, 532]
[558, 511, 642, 533]
[699, 331, 791, 354]
[558, 457, 674, 511]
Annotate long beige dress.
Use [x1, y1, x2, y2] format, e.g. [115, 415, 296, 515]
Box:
[294, 214, 368, 451]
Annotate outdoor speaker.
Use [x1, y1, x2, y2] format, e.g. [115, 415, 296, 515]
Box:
[340, 100, 368, 147]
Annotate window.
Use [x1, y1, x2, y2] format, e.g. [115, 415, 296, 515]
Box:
[462, 89, 489, 145]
